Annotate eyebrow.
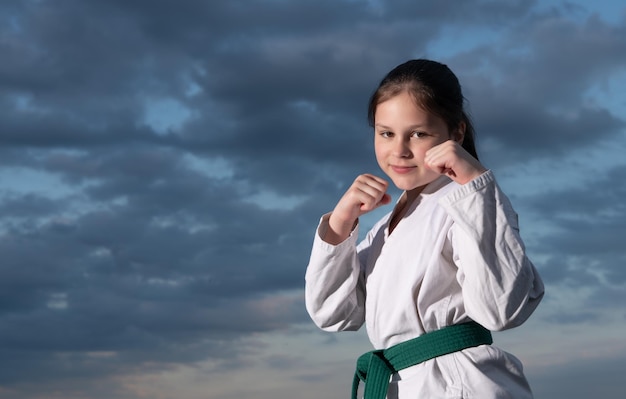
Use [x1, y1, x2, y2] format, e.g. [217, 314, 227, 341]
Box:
[374, 123, 428, 130]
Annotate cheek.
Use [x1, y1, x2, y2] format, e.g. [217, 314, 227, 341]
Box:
[374, 148, 385, 168]
[373, 140, 386, 160]
[416, 138, 446, 157]
[411, 145, 430, 161]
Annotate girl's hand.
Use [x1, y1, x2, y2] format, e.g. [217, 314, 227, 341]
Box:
[325, 174, 391, 244]
[425, 140, 487, 185]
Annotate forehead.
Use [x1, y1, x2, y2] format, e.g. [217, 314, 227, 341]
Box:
[374, 92, 444, 128]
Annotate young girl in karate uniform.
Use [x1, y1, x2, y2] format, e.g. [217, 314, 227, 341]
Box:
[305, 59, 545, 399]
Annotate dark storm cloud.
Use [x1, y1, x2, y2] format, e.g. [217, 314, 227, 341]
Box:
[0, 192, 61, 217]
[450, 12, 626, 167]
[0, 195, 309, 387]
[528, 164, 626, 265]
[0, 148, 311, 388]
[1, 0, 625, 397]
[520, 163, 626, 325]
[530, 355, 626, 398]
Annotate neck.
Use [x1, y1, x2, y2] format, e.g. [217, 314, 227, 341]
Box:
[389, 189, 420, 234]
[405, 185, 426, 203]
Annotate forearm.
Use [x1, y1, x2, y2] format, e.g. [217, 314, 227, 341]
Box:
[305, 214, 366, 331]
[441, 171, 545, 330]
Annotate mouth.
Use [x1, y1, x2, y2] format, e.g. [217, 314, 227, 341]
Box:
[390, 165, 416, 174]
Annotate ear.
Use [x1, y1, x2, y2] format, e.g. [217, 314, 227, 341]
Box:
[453, 121, 466, 144]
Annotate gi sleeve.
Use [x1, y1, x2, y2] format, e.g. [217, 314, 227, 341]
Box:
[304, 213, 367, 332]
[439, 170, 545, 331]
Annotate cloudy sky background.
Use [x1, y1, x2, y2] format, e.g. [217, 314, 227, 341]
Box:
[1, 0, 625, 398]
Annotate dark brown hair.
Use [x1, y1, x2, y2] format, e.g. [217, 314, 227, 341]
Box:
[367, 59, 479, 160]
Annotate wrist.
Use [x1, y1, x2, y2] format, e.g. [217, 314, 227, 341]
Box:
[325, 213, 358, 245]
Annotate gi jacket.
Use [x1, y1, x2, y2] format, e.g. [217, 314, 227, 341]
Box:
[305, 171, 545, 399]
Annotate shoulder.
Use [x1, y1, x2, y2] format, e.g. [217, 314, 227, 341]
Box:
[438, 170, 496, 206]
[420, 175, 459, 203]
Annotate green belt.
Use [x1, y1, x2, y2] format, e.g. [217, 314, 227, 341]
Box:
[352, 321, 492, 399]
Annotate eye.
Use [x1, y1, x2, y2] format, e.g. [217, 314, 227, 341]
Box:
[411, 131, 428, 138]
[379, 131, 393, 138]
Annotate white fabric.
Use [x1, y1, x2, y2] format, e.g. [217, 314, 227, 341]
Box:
[305, 171, 545, 399]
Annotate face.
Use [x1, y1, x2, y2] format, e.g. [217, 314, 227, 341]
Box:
[374, 91, 458, 194]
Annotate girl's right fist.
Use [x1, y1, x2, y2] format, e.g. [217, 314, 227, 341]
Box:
[324, 174, 391, 244]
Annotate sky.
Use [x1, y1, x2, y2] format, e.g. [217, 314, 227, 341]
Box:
[1, 0, 625, 398]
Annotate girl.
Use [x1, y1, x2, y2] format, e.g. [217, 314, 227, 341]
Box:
[305, 59, 545, 399]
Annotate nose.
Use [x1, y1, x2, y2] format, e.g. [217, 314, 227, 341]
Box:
[392, 136, 411, 158]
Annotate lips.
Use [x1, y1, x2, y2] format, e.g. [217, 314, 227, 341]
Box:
[390, 165, 416, 174]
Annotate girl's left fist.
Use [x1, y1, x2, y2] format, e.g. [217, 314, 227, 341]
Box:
[425, 140, 487, 185]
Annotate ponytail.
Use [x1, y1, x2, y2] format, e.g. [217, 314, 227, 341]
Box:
[461, 111, 479, 161]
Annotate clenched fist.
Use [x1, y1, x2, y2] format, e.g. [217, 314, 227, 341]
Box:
[425, 140, 487, 185]
[324, 174, 392, 244]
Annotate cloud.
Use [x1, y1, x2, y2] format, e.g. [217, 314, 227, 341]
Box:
[530, 353, 626, 398]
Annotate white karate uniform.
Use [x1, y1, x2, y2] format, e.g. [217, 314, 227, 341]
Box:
[305, 171, 545, 399]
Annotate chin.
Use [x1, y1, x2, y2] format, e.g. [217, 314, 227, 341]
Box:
[391, 177, 437, 192]
[391, 181, 420, 191]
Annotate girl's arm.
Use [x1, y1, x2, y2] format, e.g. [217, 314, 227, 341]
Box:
[440, 171, 545, 331]
[305, 173, 390, 331]
[304, 214, 370, 332]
